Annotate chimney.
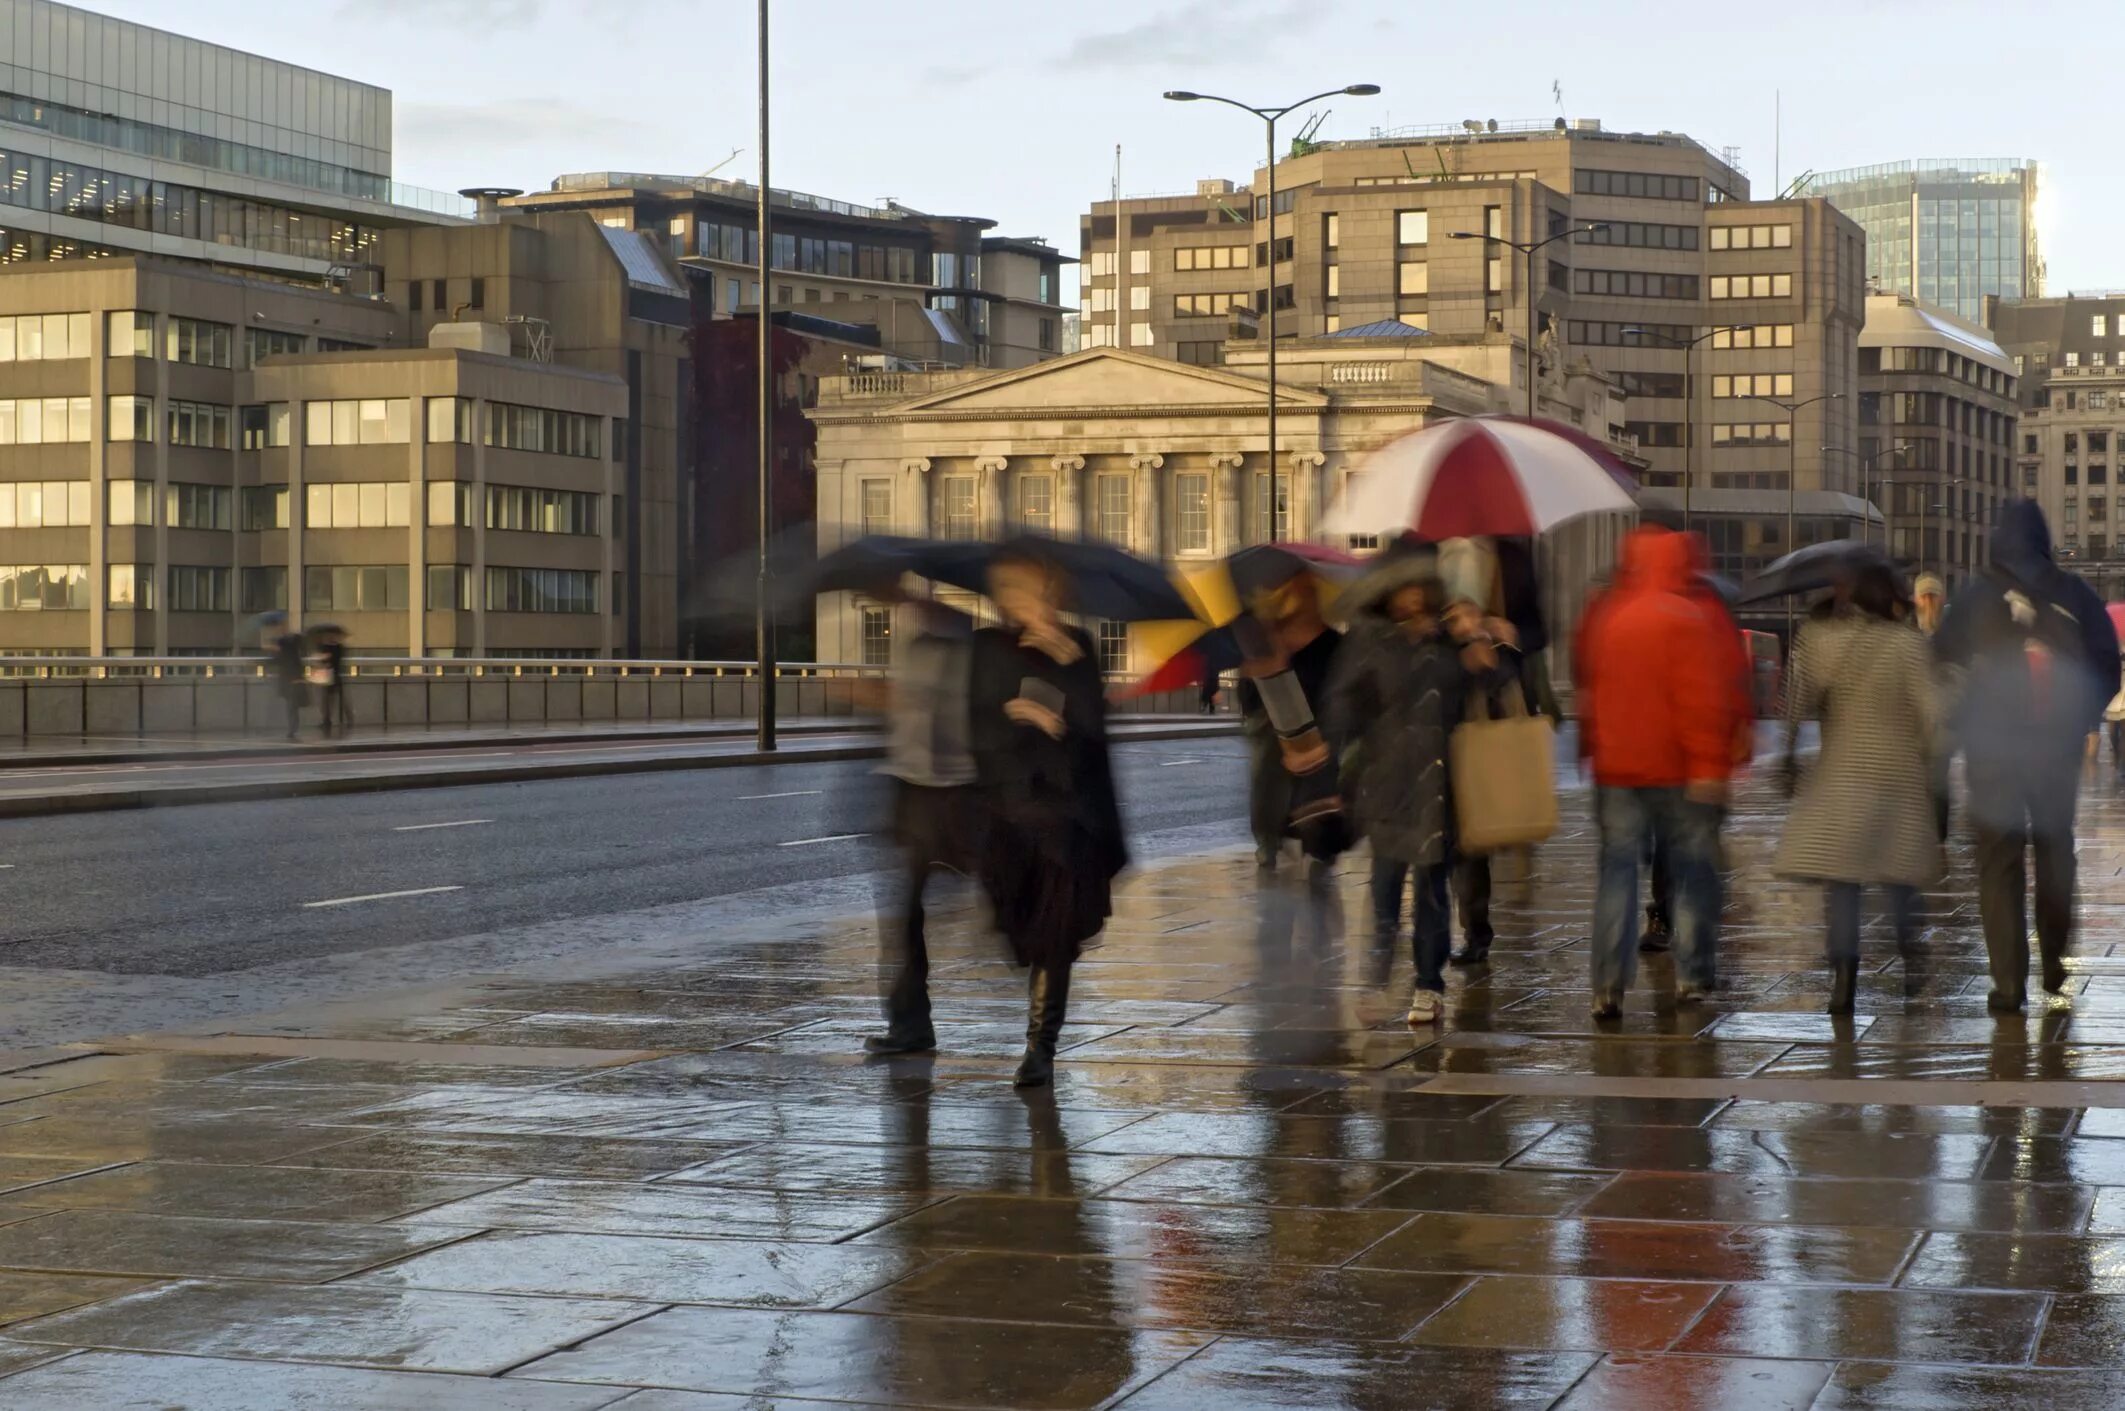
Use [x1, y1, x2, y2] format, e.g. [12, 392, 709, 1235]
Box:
[458, 187, 523, 224]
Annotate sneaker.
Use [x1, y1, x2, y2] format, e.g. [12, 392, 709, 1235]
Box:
[1590, 990, 1623, 1022]
[1448, 944, 1491, 967]
[863, 1027, 937, 1056]
[1638, 910, 1671, 953]
[1673, 984, 1711, 1006]
[1986, 989, 2026, 1015]
[1406, 988, 1442, 1024]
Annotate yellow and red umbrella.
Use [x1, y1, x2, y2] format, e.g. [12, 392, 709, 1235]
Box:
[1123, 543, 1363, 696]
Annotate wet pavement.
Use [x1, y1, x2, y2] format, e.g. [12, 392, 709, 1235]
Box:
[3, 767, 2125, 1406]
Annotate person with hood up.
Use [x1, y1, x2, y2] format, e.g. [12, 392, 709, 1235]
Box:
[1935, 500, 2121, 1012]
[1574, 525, 1749, 1019]
[1327, 547, 1514, 1025]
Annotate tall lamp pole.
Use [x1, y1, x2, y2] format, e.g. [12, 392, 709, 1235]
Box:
[754, 0, 776, 751]
[1165, 84, 1379, 541]
[1450, 223, 1607, 417]
[1749, 391, 1843, 639]
[1824, 442, 1910, 548]
[1622, 325, 1757, 532]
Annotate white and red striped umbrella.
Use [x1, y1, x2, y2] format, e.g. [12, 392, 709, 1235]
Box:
[1321, 415, 1640, 541]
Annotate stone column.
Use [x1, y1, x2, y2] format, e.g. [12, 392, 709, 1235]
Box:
[1130, 452, 1164, 560]
[1051, 455, 1085, 537]
[1288, 451, 1327, 541]
[1210, 452, 1244, 556]
[975, 455, 1009, 537]
[900, 457, 932, 535]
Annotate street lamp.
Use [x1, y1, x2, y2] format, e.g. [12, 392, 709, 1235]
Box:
[1449, 223, 1606, 417]
[755, 0, 775, 751]
[1824, 442, 1912, 548]
[1620, 325, 1757, 531]
[1166, 84, 1380, 540]
[1747, 391, 1843, 639]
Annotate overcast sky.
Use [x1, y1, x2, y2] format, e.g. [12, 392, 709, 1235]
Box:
[86, 0, 2123, 296]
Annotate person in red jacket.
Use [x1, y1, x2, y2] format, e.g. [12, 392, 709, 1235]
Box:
[1575, 525, 1749, 1018]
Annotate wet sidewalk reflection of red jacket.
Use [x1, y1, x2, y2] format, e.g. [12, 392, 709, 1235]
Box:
[1575, 527, 1750, 790]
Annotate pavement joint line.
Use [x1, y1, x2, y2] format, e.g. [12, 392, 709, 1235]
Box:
[391, 819, 495, 832]
[736, 790, 824, 800]
[303, 885, 466, 909]
[778, 833, 869, 848]
[1414, 1071, 2125, 1108]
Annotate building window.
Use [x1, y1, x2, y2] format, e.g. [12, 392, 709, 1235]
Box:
[1575, 269, 1700, 300]
[106, 563, 149, 609]
[164, 317, 232, 368]
[939, 475, 977, 539]
[165, 483, 232, 530]
[165, 566, 230, 613]
[0, 565, 89, 609]
[426, 397, 475, 444]
[485, 402, 601, 457]
[425, 565, 472, 611]
[1710, 373, 1796, 399]
[2066, 352, 2081, 368]
[483, 566, 597, 614]
[1712, 325, 1795, 349]
[1398, 261, 1429, 296]
[1709, 225, 1792, 250]
[431, 279, 447, 312]
[1175, 245, 1249, 271]
[469, 277, 485, 310]
[1396, 211, 1429, 246]
[486, 485, 600, 535]
[1253, 471, 1290, 540]
[0, 312, 90, 362]
[1579, 222, 1701, 251]
[1176, 471, 1210, 553]
[107, 479, 154, 526]
[408, 280, 421, 313]
[240, 566, 288, 612]
[240, 403, 291, 450]
[1324, 215, 1340, 250]
[1487, 258, 1503, 294]
[1326, 264, 1340, 299]
[1096, 620, 1130, 673]
[1018, 475, 1053, 533]
[240, 486, 289, 531]
[860, 605, 893, 666]
[165, 400, 232, 449]
[1574, 169, 1700, 201]
[1486, 205, 1505, 241]
[106, 395, 153, 442]
[1174, 292, 1246, 317]
[306, 399, 411, 446]
[2097, 315, 2110, 338]
[1176, 341, 1225, 365]
[1709, 422, 1793, 448]
[244, 327, 305, 365]
[106, 311, 152, 358]
[1708, 274, 1794, 300]
[426, 481, 474, 527]
[1038, 318, 1056, 352]
[860, 479, 893, 536]
[0, 481, 89, 527]
[305, 565, 411, 612]
[1093, 473, 1132, 545]
[305, 482, 412, 529]
[1623, 421, 1685, 448]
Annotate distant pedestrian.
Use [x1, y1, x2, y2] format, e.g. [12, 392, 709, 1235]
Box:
[1575, 527, 1749, 1019]
[1328, 550, 1512, 1025]
[967, 546, 1127, 1088]
[313, 628, 351, 738]
[1912, 573, 1953, 837]
[1238, 575, 1343, 876]
[864, 591, 980, 1058]
[1198, 676, 1221, 715]
[1935, 501, 2120, 1012]
[1773, 563, 1941, 1014]
[1912, 573, 1946, 637]
[269, 628, 308, 742]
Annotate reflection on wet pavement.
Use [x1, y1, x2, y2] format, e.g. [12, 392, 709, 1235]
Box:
[1, 773, 2125, 1404]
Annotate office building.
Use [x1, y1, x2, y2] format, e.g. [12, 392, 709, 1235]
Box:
[1804, 160, 2042, 324]
[1079, 119, 1868, 577]
[0, 0, 465, 289]
[508, 175, 1070, 370]
[1989, 292, 2125, 597]
[810, 328, 1635, 676]
[1856, 293, 2018, 586]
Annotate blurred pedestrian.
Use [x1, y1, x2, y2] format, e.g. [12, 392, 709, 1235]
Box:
[1912, 573, 1946, 636]
[1239, 576, 1343, 876]
[967, 547, 1127, 1087]
[863, 589, 980, 1057]
[1575, 526, 1749, 1019]
[312, 627, 350, 738]
[269, 626, 308, 742]
[1197, 676, 1221, 715]
[1328, 551, 1512, 1024]
[1911, 572, 1953, 837]
[1773, 563, 1941, 1014]
[1935, 501, 2121, 1012]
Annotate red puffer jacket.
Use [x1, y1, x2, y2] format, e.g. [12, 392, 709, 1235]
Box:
[1575, 527, 1748, 789]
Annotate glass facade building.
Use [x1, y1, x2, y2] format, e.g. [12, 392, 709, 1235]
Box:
[1805, 159, 2042, 324]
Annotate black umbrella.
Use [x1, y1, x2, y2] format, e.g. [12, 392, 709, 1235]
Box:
[999, 534, 1195, 622]
[1736, 540, 1890, 605]
[805, 535, 994, 597]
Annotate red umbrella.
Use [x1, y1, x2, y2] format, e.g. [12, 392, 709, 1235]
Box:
[1320, 415, 1639, 541]
[2108, 602, 2125, 641]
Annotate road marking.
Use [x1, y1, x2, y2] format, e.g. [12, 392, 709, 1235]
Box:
[1158, 758, 1206, 767]
[393, 819, 495, 832]
[303, 885, 465, 909]
[778, 833, 869, 848]
[738, 790, 823, 801]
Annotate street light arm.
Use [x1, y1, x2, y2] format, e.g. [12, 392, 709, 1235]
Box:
[1264, 86, 1382, 119]
[1165, 90, 1275, 120]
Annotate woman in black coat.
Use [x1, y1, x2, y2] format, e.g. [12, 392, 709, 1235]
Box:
[967, 546, 1127, 1088]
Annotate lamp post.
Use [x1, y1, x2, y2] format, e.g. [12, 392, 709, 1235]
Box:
[1824, 442, 1911, 548]
[1165, 84, 1379, 541]
[1747, 392, 1843, 640]
[1449, 222, 1606, 417]
[1621, 325, 1757, 532]
[754, 0, 776, 751]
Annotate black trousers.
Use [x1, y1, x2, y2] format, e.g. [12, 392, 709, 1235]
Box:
[1454, 853, 1493, 948]
[322, 684, 350, 734]
[1968, 754, 2081, 1003]
[879, 782, 974, 1033]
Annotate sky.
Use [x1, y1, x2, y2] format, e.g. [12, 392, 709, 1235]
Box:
[81, 0, 2125, 298]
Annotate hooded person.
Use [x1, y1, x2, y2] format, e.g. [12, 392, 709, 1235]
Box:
[1574, 525, 1749, 1019]
[1935, 500, 2121, 1012]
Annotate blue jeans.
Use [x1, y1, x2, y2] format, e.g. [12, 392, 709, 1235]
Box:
[1594, 787, 1722, 997]
[1825, 881, 1918, 963]
[1373, 857, 1453, 993]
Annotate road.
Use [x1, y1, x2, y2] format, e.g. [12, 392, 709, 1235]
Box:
[0, 734, 1253, 986]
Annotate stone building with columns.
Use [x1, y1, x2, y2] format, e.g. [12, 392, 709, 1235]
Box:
[809, 326, 1637, 672]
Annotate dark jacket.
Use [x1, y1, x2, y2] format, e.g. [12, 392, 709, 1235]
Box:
[1936, 500, 2121, 763]
[1327, 614, 1495, 867]
[270, 633, 307, 694]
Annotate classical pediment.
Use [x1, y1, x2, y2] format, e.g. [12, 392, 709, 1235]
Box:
[887, 348, 1328, 416]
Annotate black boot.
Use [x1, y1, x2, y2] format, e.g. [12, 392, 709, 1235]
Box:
[1013, 964, 1072, 1088]
[1828, 959, 1858, 1016]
